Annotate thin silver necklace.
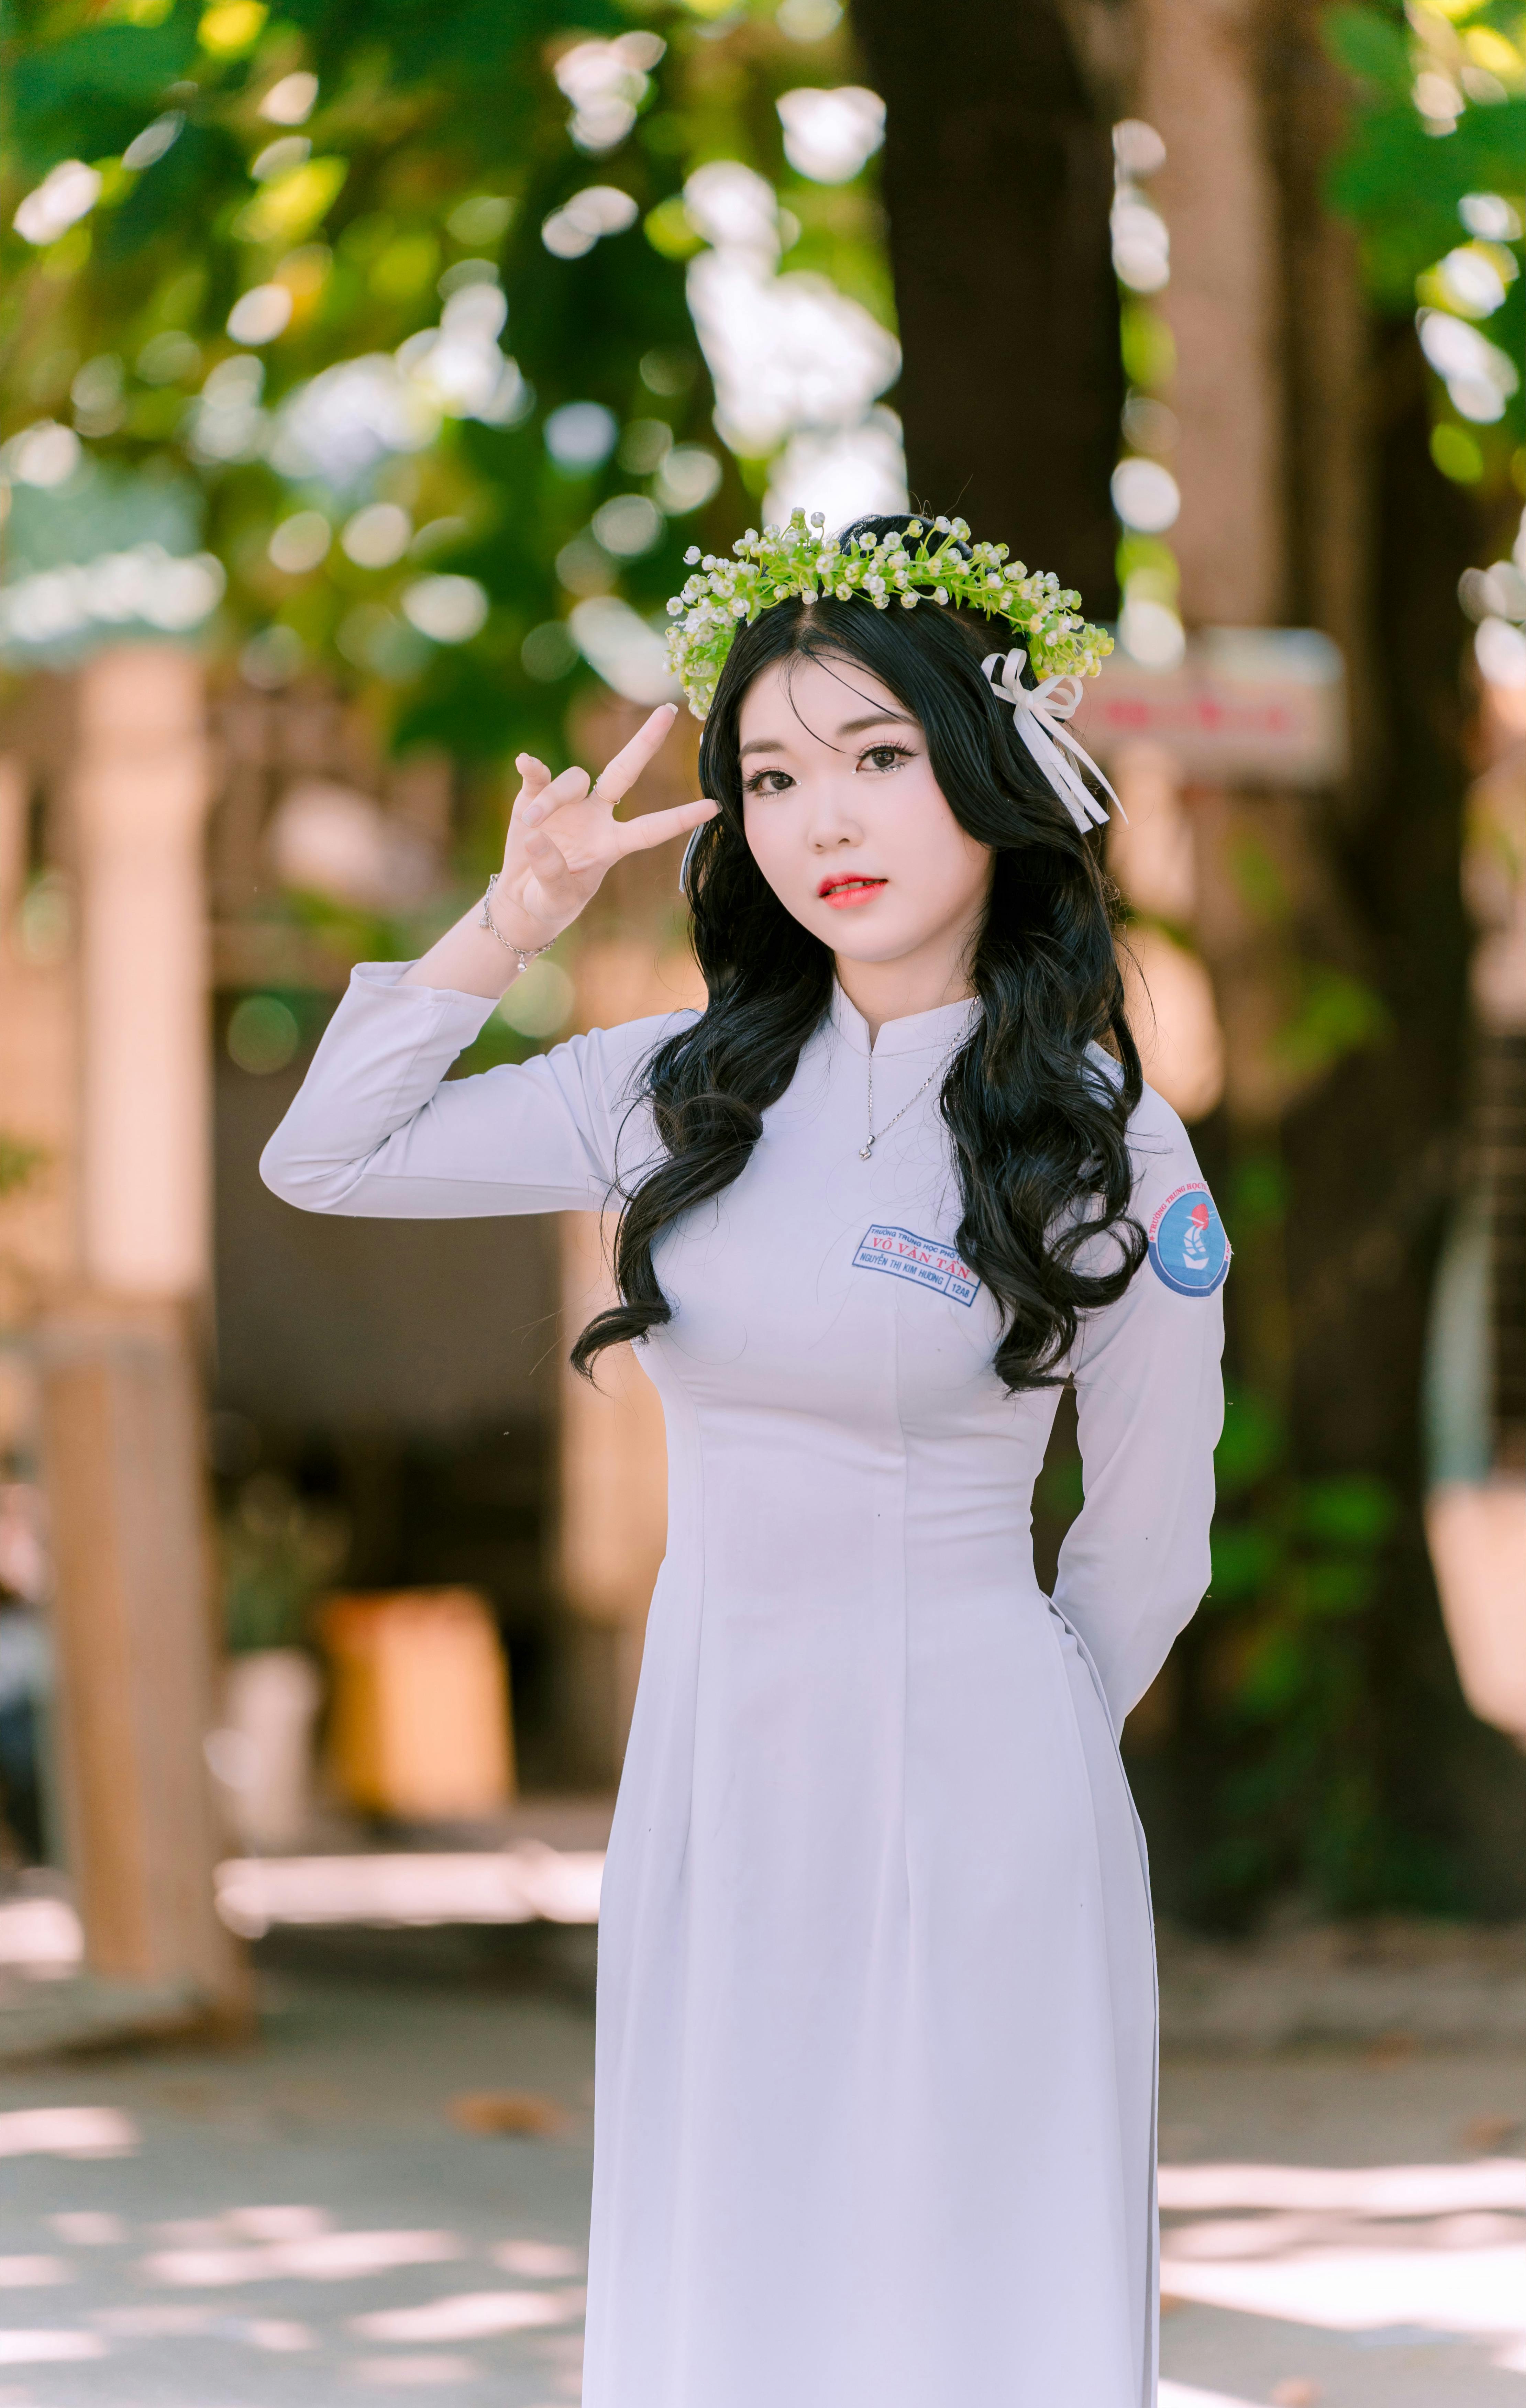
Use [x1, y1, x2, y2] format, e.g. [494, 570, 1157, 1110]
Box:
[860, 1044, 957, 1160]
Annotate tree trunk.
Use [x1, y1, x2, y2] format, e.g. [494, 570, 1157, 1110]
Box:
[1273, 2, 1522, 1905]
[1284, 330, 1523, 1903]
[852, 0, 1122, 612]
[858, 0, 1525, 1913]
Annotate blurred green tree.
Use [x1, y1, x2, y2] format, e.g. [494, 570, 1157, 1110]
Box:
[1, 0, 897, 777]
[1162, 0, 1526, 1924]
[1325, 0, 1524, 497]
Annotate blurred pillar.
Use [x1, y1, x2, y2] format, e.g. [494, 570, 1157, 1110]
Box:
[1133, 0, 1306, 1413]
[76, 645, 211, 1297]
[553, 705, 705, 1782]
[0, 746, 80, 1450]
[1135, 0, 1287, 629]
[559, 1212, 670, 1779]
[38, 1307, 245, 2013]
[37, 645, 246, 2022]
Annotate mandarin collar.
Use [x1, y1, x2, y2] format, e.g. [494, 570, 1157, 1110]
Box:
[827, 981, 981, 1060]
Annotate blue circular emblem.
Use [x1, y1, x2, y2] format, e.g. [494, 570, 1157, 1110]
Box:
[1148, 1184, 1230, 1299]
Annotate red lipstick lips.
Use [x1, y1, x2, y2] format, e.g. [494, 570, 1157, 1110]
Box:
[818, 875, 887, 910]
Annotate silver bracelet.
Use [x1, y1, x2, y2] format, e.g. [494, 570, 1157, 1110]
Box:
[480, 874, 556, 976]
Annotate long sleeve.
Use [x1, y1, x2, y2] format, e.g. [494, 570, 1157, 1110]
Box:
[1051, 1083, 1227, 1732]
[259, 959, 687, 1218]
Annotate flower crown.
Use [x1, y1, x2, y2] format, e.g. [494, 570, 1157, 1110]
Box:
[663, 509, 1113, 718]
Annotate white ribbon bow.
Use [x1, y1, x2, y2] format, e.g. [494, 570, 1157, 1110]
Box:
[982, 649, 1124, 836]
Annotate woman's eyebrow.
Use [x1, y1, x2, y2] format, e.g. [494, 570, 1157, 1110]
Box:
[836, 710, 916, 735]
[738, 706, 913, 759]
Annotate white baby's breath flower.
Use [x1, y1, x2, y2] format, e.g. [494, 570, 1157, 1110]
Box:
[660, 503, 1110, 716]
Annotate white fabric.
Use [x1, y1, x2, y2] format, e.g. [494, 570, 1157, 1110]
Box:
[262, 965, 1225, 2408]
[982, 646, 1124, 834]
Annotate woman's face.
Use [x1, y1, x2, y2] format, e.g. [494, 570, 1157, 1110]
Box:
[737, 652, 993, 970]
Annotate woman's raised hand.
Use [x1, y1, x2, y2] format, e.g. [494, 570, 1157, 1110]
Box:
[398, 703, 716, 997]
[494, 703, 717, 947]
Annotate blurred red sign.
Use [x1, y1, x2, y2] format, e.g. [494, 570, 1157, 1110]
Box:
[1079, 628, 1347, 787]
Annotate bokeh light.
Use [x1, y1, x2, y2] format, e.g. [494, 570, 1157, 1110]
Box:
[226, 997, 301, 1076]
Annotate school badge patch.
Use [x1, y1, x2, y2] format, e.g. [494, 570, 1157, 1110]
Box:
[1148, 1183, 1231, 1299]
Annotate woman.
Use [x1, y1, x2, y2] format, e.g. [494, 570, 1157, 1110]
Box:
[262, 512, 1228, 2408]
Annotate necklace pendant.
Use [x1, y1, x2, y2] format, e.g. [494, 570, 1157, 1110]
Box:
[859, 1141, 875, 1160]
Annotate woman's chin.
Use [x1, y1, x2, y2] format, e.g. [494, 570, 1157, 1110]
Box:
[816, 915, 936, 964]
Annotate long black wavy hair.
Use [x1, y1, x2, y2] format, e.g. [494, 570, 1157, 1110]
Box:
[571, 513, 1145, 1392]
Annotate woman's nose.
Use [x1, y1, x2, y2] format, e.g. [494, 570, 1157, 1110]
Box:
[806, 786, 862, 850]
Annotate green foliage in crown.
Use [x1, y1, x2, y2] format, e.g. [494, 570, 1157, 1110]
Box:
[664, 509, 1114, 718]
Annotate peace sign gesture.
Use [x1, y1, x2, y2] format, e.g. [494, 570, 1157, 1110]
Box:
[399, 702, 716, 999]
[494, 702, 717, 950]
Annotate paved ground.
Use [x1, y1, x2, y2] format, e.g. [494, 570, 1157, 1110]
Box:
[0, 1927, 1521, 2407]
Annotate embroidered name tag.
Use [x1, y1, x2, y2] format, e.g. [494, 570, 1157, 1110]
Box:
[1148, 1182, 1231, 1298]
[853, 1224, 981, 1306]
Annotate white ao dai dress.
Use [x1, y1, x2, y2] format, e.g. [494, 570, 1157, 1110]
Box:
[262, 964, 1227, 2408]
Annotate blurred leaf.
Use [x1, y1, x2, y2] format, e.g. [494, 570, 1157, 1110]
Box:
[1275, 965, 1390, 1080]
[1324, 0, 1525, 461]
[1295, 1472, 1397, 1548]
[1035, 1449, 1085, 1520]
[1226, 1154, 1288, 1234]
[644, 194, 703, 258]
[1289, 1558, 1376, 1616]
[1226, 829, 1292, 923]
[1323, 2, 1414, 100]
[1232, 1624, 1308, 1720]
[233, 154, 347, 243]
[0, 1135, 51, 1196]
[1208, 1523, 1282, 1602]
[1214, 1387, 1285, 1494]
[1119, 299, 1175, 390]
[10, 22, 199, 163]
[1329, 96, 1526, 299]
[220, 1469, 349, 1653]
[2, 0, 899, 770]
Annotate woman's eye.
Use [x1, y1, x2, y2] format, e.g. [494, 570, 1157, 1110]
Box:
[861, 744, 911, 773]
[744, 769, 793, 796]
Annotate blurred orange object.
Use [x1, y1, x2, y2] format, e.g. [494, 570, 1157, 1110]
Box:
[447, 2091, 565, 2138]
[317, 1589, 515, 1819]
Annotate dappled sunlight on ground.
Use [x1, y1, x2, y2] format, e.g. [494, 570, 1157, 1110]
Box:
[0, 1956, 1520, 2404]
[0, 1954, 593, 2404]
[1159, 2156, 1525, 2346]
[1157, 2056, 1526, 2405]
